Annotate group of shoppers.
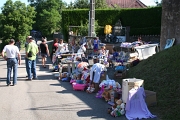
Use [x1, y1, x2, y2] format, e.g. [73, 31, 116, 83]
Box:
[1, 37, 39, 85]
[2, 36, 64, 86]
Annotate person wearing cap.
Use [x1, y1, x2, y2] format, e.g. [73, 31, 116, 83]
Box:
[39, 38, 50, 68]
[26, 37, 39, 80]
[1, 39, 21, 86]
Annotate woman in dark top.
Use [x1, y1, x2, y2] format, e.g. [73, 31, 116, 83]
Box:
[39, 38, 50, 68]
[50, 38, 59, 60]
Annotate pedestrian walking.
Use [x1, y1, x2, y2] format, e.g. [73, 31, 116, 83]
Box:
[1, 39, 21, 86]
[15, 40, 21, 51]
[26, 37, 39, 80]
[39, 38, 50, 68]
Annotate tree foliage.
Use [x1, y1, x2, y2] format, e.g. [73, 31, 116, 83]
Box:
[0, 0, 36, 45]
[32, 0, 63, 37]
[68, 0, 109, 9]
[74, 0, 89, 9]
[95, 0, 108, 9]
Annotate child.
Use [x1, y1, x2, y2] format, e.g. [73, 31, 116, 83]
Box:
[109, 47, 119, 67]
[93, 37, 100, 54]
[98, 46, 106, 56]
[98, 46, 107, 64]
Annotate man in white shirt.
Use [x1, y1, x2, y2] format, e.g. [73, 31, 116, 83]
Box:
[1, 39, 21, 86]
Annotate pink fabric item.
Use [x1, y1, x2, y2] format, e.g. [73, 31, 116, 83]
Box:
[125, 87, 156, 120]
[77, 62, 89, 69]
[72, 83, 87, 91]
[70, 79, 76, 84]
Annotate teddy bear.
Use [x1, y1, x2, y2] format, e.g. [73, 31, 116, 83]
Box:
[110, 99, 126, 117]
[101, 89, 111, 102]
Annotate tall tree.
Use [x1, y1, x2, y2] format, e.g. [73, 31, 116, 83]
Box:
[34, 0, 61, 36]
[0, 0, 36, 45]
[95, 0, 108, 9]
[67, 1, 74, 9]
[74, 0, 89, 9]
[160, 0, 180, 50]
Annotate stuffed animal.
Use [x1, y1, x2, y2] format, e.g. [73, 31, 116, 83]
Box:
[102, 89, 111, 102]
[110, 99, 126, 117]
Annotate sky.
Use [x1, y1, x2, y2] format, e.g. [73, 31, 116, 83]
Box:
[0, 0, 161, 8]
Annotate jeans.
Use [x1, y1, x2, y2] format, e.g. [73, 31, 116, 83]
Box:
[27, 59, 37, 79]
[7, 58, 18, 85]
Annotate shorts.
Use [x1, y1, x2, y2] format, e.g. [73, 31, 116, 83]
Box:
[41, 53, 47, 58]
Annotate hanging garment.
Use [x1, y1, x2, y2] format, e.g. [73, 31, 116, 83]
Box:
[125, 87, 156, 120]
[90, 63, 106, 83]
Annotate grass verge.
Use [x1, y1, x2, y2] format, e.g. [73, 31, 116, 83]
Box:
[127, 44, 180, 120]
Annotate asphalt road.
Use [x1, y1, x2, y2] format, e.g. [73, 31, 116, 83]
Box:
[0, 45, 158, 120]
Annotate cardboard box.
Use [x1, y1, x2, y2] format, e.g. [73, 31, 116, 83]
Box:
[145, 90, 157, 106]
[122, 78, 144, 103]
[114, 70, 126, 79]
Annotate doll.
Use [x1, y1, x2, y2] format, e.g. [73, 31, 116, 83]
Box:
[110, 99, 126, 117]
[86, 84, 95, 93]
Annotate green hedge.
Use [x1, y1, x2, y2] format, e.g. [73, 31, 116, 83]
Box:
[62, 7, 162, 41]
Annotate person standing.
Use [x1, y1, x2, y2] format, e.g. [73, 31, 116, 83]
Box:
[39, 38, 50, 68]
[25, 36, 32, 77]
[50, 38, 59, 60]
[26, 37, 39, 80]
[56, 39, 65, 53]
[15, 40, 21, 51]
[1, 39, 21, 86]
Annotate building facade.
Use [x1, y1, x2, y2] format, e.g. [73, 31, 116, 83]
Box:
[106, 0, 147, 8]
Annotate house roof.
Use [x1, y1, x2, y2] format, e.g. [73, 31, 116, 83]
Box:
[106, 0, 147, 8]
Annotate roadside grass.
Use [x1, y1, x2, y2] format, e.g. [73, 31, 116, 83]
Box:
[127, 44, 180, 120]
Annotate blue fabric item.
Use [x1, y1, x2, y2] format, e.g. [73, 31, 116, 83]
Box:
[62, 77, 68, 82]
[76, 80, 84, 84]
[112, 52, 119, 60]
[54, 65, 59, 70]
[115, 65, 126, 71]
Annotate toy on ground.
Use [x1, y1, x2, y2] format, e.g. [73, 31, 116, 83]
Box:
[110, 99, 126, 117]
[61, 77, 71, 82]
[96, 85, 105, 98]
[72, 82, 87, 91]
[86, 84, 95, 93]
[70, 79, 76, 84]
[102, 89, 111, 102]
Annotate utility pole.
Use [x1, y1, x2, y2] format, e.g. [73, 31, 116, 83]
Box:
[88, 0, 95, 37]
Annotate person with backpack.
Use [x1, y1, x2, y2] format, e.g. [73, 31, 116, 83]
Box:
[39, 38, 50, 68]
